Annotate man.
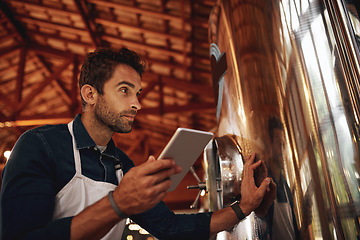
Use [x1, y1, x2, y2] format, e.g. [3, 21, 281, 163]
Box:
[264, 117, 300, 240]
[1, 48, 272, 240]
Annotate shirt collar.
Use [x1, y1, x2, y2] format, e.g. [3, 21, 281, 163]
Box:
[72, 114, 119, 160]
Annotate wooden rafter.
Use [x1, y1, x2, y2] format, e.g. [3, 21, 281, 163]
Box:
[87, 0, 184, 22]
[74, 0, 101, 47]
[15, 47, 26, 104]
[16, 57, 74, 113]
[94, 18, 184, 42]
[33, 54, 73, 107]
[139, 102, 215, 115]
[0, 1, 26, 41]
[18, 17, 89, 37]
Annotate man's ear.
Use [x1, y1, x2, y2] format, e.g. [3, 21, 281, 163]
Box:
[80, 84, 98, 106]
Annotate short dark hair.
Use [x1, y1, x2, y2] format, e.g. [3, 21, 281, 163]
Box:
[268, 117, 284, 142]
[79, 47, 146, 108]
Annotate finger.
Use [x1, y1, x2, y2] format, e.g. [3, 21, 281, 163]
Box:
[147, 155, 156, 162]
[244, 153, 256, 164]
[152, 177, 173, 194]
[242, 160, 261, 180]
[149, 167, 180, 185]
[257, 177, 271, 197]
[250, 160, 263, 170]
[138, 158, 176, 175]
[270, 179, 277, 194]
[259, 160, 267, 173]
[142, 178, 172, 203]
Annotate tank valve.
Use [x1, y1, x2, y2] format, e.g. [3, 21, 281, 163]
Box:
[187, 166, 207, 209]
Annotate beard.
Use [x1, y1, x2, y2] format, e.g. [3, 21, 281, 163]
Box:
[94, 97, 136, 133]
[272, 153, 284, 169]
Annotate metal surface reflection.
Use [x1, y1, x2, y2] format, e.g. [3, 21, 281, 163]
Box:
[206, 0, 360, 239]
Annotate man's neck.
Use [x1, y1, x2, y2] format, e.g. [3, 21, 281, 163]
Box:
[81, 112, 113, 146]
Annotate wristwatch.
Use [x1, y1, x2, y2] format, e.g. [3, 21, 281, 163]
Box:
[230, 200, 246, 221]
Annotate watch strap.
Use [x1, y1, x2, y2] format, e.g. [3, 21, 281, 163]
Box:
[108, 190, 128, 219]
[230, 200, 246, 221]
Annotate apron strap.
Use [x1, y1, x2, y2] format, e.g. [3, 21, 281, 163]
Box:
[68, 121, 82, 175]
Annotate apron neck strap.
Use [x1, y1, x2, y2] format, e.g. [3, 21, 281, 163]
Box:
[68, 121, 82, 175]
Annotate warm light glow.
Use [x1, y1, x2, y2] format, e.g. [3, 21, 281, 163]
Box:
[4, 150, 11, 161]
[139, 229, 150, 235]
[128, 224, 141, 231]
[126, 235, 133, 240]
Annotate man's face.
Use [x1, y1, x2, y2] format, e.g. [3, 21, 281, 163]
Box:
[94, 64, 142, 133]
[271, 129, 285, 169]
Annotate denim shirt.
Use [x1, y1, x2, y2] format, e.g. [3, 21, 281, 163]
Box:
[1, 114, 212, 240]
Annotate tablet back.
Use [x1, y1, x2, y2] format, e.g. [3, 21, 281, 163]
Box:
[158, 128, 213, 192]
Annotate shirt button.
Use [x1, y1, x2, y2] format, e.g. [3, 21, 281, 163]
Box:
[94, 147, 97, 151]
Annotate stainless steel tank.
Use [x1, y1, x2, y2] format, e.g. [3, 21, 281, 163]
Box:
[205, 0, 360, 239]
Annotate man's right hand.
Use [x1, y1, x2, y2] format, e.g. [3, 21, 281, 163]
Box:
[239, 153, 272, 216]
[112, 155, 182, 216]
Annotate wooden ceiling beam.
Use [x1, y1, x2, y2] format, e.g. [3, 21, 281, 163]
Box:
[27, 30, 94, 48]
[0, 63, 18, 77]
[144, 72, 213, 98]
[87, 0, 210, 28]
[101, 35, 210, 63]
[29, 45, 212, 99]
[162, 76, 213, 97]
[138, 80, 158, 101]
[0, 45, 21, 58]
[71, 57, 79, 114]
[0, 94, 16, 113]
[8, 0, 79, 17]
[33, 54, 73, 107]
[29, 43, 210, 78]
[0, 66, 45, 88]
[18, 17, 89, 37]
[0, 17, 8, 25]
[0, 1, 26, 41]
[52, 80, 72, 106]
[94, 18, 184, 42]
[16, 57, 74, 113]
[74, 0, 100, 47]
[30, 43, 78, 59]
[101, 35, 184, 60]
[139, 102, 215, 115]
[146, 59, 211, 77]
[15, 46, 26, 104]
[87, 0, 183, 22]
[0, 33, 20, 45]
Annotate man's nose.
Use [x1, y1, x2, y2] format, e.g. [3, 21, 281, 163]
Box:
[132, 96, 141, 110]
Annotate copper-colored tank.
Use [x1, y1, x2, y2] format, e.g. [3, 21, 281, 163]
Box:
[205, 0, 360, 239]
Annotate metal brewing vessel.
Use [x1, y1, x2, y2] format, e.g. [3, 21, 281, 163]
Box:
[205, 0, 360, 239]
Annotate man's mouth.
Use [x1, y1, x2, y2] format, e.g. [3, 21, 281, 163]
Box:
[123, 115, 136, 121]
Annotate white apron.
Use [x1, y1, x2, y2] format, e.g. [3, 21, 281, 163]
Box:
[53, 121, 126, 239]
[272, 185, 295, 240]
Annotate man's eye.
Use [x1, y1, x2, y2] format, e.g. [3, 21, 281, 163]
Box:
[120, 88, 128, 93]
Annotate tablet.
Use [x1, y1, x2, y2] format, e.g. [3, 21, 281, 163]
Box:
[158, 127, 213, 191]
